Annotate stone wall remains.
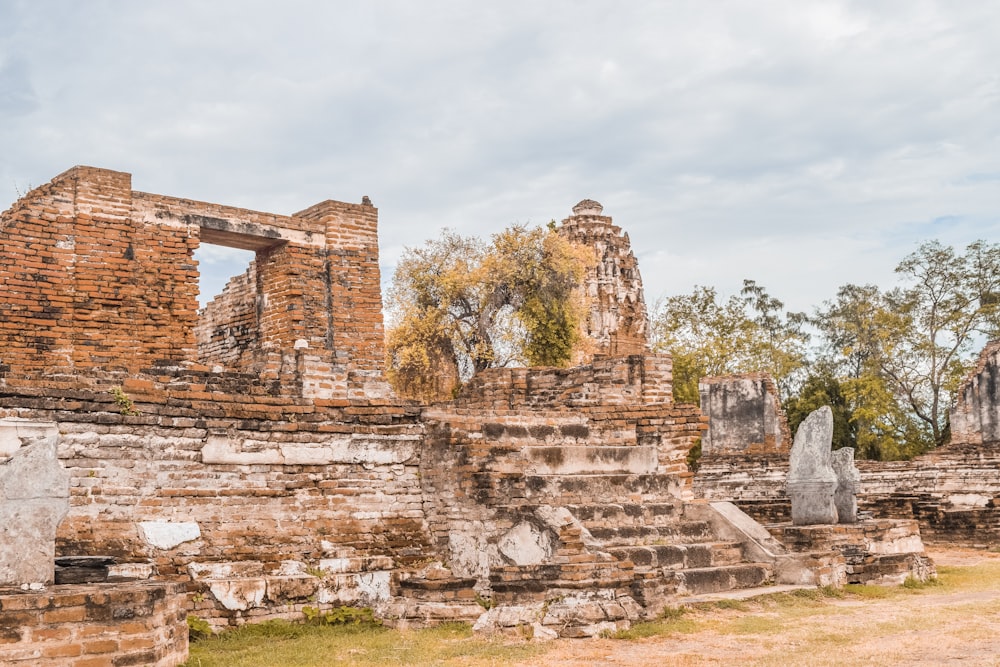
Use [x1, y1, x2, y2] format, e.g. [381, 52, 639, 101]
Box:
[0, 166, 388, 400]
[694, 360, 1000, 546]
[950, 339, 1000, 447]
[0, 581, 187, 666]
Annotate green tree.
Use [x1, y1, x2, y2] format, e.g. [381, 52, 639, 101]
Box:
[813, 239, 1000, 457]
[385, 225, 592, 400]
[783, 364, 856, 453]
[650, 280, 809, 403]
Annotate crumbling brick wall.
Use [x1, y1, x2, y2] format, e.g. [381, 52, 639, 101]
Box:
[195, 263, 259, 368]
[0, 166, 387, 400]
[950, 339, 1000, 447]
[0, 167, 199, 383]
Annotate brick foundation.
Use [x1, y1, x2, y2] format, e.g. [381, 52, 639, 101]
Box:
[0, 581, 187, 667]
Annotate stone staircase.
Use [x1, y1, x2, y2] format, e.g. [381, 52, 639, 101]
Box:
[566, 501, 774, 615]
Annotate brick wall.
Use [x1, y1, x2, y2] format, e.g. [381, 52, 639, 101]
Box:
[1, 166, 387, 400]
[0, 167, 199, 385]
[0, 581, 187, 667]
[194, 263, 259, 368]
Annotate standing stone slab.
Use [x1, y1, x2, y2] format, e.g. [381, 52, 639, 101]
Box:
[0, 434, 70, 586]
[787, 406, 838, 525]
[831, 447, 861, 524]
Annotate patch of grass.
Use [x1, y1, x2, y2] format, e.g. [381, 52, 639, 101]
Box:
[843, 583, 893, 599]
[608, 606, 698, 639]
[185, 620, 544, 667]
[936, 561, 1000, 592]
[902, 574, 942, 590]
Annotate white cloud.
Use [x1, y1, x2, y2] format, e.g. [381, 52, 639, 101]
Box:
[1, 0, 998, 311]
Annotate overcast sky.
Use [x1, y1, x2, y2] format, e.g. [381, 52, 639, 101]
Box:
[2, 1, 998, 314]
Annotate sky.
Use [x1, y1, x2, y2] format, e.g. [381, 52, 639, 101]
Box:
[2, 0, 999, 315]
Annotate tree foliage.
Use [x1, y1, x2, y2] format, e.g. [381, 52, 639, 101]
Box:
[812, 240, 1000, 456]
[385, 225, 593, 401]
[649, 280, 809, 403]
[653, 239, 999, 460]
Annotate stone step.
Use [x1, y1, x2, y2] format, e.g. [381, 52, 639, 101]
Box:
[394, 575, 480, 603]
[678, 583, 815, 605]
[668, 563, 773, 596]
[496, 473, 684, 505]
[379, 598, 486, 630]
[587, 520, 715, 546]
[607, 541, 745, 571]
[566, 502, 684, 528]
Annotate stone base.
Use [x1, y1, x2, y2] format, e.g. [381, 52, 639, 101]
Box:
[767, 518, 935, 585]
[0, 580, 188, 666]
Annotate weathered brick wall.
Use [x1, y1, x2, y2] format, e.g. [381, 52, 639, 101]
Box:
[0, 581, 187, 666]
[950, 339, 1000, 447]
[1, 167, 387, 400]
[195, 263, 259, 368]
[557, 200, 648, 359]
[456, 354, 673, 408]
[0, 372, 432, 627]
[0, 167, 199, 385]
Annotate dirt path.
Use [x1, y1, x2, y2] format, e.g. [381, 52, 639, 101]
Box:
[515, 548, 1000, 667]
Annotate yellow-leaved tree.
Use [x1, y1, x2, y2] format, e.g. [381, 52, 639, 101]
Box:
[385, 224, 594, 401]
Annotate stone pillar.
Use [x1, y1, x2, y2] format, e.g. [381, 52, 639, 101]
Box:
[831, 447, 860, 524]
[787, 406, 838, 525]
[0, 430, 70, 586]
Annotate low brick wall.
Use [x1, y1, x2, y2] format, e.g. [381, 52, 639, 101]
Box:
[0, 581, 187, 666]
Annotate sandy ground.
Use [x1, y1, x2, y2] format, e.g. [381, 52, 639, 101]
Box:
[514, 548, 1000, 667]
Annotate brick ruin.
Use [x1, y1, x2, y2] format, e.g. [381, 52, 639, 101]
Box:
[559, 199, 648, 359]
[696, 365, 1000, 547]
[0, 169, 942, 662]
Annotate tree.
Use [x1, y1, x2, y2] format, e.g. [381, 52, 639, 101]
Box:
[813, 240, 1000, 456]
[650, 280, 809, 403]
[385, 225, 593, 400]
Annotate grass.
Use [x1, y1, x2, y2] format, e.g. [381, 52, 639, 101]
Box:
[184, 620, 545, 667]
[185, 558, 1000, 666]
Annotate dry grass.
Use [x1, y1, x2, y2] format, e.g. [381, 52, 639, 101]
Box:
[184, 621, 545, 667]
[185, 555, 1000, 667]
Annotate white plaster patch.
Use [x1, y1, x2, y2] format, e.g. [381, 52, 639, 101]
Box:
[0, 419, 58, 458]
[949, 493, 990, 507]
[318, 558, 352, 574]
[208, 578, 267, 611]
[499, 522, 552, 566]
[201, 434, 418, 466]
[316, 571, 391, 605]
[138, 521, 200, 550]
[273, 560, 307, 576]
[108, 563, 154, 580]
[188, 561, 265, 580]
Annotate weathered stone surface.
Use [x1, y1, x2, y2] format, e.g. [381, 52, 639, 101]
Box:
[831, 447, 861, 524]
[498, 522, 554, 566]
[0, 433, 70, 586]
[787, 407, 838, 525]
[139, 520, 201, 549]
[699, 374, 792, 456]
[558, 201, 648, 360]
[951, 339, 1000, 446]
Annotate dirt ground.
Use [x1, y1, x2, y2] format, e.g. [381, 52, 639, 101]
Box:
[515, 548, 1000, 667]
